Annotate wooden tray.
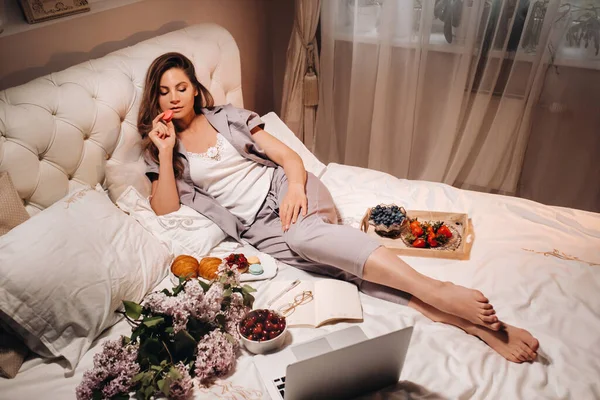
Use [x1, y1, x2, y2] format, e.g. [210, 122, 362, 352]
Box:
[362, 210, 475, 260]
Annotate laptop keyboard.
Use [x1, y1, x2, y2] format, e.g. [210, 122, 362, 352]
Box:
[273, 376, 286, 398]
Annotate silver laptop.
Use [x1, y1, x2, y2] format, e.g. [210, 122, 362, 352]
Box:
[253, 325, 413, 400]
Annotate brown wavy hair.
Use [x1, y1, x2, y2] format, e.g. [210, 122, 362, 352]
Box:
[138, 52, 214, 179]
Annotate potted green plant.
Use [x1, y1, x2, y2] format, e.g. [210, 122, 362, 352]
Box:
[565, 3, 600, 56]
[433, 0, 463, 43]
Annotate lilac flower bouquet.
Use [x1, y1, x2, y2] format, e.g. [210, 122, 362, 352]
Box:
[76, 262, 256, 400]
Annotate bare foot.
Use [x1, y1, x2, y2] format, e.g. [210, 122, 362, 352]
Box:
[426, 282, 501, 331]
[468, 323, 540, 363]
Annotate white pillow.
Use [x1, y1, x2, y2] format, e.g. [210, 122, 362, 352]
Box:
[104, 157, 152, 203]
[116, 186, 227, 259]
[261, 112, 327, 178]
[0, 188, 171, 373]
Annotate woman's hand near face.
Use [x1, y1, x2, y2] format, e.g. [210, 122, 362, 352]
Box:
[149, 112, 176, 155]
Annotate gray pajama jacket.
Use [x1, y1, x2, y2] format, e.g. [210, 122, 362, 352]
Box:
[145, 104, 411, 305]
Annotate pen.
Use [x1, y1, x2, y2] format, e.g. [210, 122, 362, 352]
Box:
[266, 279, 301, 308]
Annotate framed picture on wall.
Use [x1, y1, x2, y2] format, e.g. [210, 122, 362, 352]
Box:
[18, 0, 90, 24]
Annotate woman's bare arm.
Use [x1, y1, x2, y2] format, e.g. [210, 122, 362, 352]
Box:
[149, 152, 180, 215]
[148, 113, 180, 215]
[251, 127, 306, 187]
[251, 127, 307, 230]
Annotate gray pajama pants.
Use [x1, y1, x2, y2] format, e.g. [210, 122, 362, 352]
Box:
[242, 167, 411, 306]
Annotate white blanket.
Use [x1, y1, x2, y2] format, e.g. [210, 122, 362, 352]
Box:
[2, 163, 599, 399]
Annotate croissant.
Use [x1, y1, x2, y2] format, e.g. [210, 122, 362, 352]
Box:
[198, 257, 222, 280]
[171, 255, 199, 279]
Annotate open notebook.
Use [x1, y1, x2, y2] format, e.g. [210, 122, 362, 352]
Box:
[258, 279, 363, 328]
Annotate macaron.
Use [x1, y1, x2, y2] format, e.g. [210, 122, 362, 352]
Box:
[162, 109, 174, 123]
[247, 256, 260, 265]
[248, 263, 264, 275]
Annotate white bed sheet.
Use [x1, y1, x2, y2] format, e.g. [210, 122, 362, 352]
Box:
[2, 163, 599, 399]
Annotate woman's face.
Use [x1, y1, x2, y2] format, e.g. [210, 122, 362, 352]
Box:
[158, 68, 198, 120]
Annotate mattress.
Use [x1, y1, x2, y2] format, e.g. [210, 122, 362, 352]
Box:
[2, 163, 599, 399]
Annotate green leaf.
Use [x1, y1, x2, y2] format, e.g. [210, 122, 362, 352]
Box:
[92, 389, 103, 400]
[132, 372, 146, 383]
[165, 326, 174, 334]
[242, 292, 255, 308]
[197, 279, 211, 293]
[122, 336, 131, 345]
[142, 371, 154, 385]
[223, 287, 233, 297]
[224, 332, 236, 345]
[123, 300, 142, 320]
[167, 366, 182, 380]
[112, 394, 130, 400]
[130, 328, 141, 343]
[157, 379, 165, 391]
[143, 385, 155, 400]
[142, 316, 164, 328]
[173, 330, 197, 355]
[150, 365, 163, 371]
[241, 284, 257, 294]
[172, 279, 187, 296]
[140, 338, 163, 365]
[215, 314, 227, 327]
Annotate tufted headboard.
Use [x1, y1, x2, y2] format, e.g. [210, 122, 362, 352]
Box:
[0, 24, 243, 216]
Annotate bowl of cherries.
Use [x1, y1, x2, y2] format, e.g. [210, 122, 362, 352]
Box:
[238, 309, 287, 354]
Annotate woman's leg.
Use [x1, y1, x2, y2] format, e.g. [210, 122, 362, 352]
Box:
[245, 168, 539, 361]
[408, 297, 539, 363]
[363, 247, 502, 330]
[273, 170, 501, 330]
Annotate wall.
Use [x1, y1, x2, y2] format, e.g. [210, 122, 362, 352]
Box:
[267, 0, 295, 115]
[0, 0, 295, 116]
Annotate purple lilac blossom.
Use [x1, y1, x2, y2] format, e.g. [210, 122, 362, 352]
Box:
[194, 330, 237, 385]
[224, 292, 249, 339]
[166, 362, 194, 400]
[75, 339, 139, 400]
[143, 291, 190, 333]
[217, 261, 241, 286]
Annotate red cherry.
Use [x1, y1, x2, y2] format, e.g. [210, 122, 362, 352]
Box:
[247, 334, 255, 341]
[261, 333, 269, 341]
[269, 331, 279, 339]
[279, 322, 286, 331]
[253, 325, 263, 335]
[267, 312, 274, 321]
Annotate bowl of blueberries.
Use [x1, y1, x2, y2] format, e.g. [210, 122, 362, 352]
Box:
[238, 309, 288, 354]
[362, 204, 408, 239]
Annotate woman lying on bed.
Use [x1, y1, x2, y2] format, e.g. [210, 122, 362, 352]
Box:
[138, 52, 539, 363]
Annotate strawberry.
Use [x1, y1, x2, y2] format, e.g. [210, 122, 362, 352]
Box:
[427, 233, 438, 247]
[437, 224, 452, 239]
[412, 238, 426, 248]
[411, 225, 424, 237]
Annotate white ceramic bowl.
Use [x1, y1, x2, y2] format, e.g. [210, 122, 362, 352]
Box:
[238, 310, 288, 354]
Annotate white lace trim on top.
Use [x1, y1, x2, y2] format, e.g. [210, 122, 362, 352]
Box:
[186, 135, 225, 161]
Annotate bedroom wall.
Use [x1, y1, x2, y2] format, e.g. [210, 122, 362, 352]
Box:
[0, 0, 295, 116]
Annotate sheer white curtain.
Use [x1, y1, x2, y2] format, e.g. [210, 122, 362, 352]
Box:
[316, 0, 599, 207]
